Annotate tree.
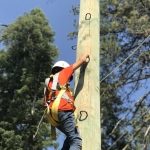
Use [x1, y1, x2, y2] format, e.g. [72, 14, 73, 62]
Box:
[126, 102, 150, 149]
[99, 1, 150, 149]
[0, 8, 59, 150]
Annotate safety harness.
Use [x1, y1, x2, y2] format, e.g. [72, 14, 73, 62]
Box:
[44, 73, 78, 140]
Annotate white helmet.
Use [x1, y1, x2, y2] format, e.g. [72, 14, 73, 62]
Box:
[51, 61, 70, 74]
[51, 61, 73, 81]
[53, 61, 70, 68]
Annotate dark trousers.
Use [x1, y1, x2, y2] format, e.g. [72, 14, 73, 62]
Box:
[57, 111, 82, 150]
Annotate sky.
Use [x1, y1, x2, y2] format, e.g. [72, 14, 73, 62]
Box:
[0, 0, 79, 64]
[0, 0, 79, 149]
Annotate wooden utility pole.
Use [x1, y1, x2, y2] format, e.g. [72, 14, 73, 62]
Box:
[74, 0, 100, 150]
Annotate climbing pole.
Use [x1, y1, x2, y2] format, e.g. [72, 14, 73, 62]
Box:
[74, 0, 101, 150]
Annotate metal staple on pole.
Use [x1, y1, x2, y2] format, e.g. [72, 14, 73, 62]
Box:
[71, 13, 91, 51]
[85, 13, 91, 20]
[72, 45, 77, 50]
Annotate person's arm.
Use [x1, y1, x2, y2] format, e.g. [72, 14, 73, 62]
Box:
[72, 53, 89, 71]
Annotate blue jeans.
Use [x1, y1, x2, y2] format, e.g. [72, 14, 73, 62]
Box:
[57, 111, 82, 150]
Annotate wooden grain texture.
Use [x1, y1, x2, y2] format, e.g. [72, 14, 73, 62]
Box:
[74, 0, 101, 149]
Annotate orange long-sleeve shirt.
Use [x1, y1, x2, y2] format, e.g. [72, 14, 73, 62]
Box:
[43, 65, 75, 111]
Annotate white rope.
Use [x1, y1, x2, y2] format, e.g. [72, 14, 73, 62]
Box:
[107, 104, 150, 150]
[143, 125, 150, 150]
[100, 35, 150, 83]
[33, 109, 46, 139]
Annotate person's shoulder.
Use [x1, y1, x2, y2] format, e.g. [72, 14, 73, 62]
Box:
[58, 65, 74, 85]
[59, 65, 74, 75]
[63, 65, 73, 72]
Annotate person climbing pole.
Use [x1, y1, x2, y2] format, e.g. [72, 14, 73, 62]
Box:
[42, 53, 89, 150]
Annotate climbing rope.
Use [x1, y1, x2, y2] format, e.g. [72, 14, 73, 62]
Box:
[100, 35, 150, 82]
[33, 109, 46, 139]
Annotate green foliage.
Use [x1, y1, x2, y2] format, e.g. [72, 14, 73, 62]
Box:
[0, 8, 59, 149]
[100, 0, 150, 149]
